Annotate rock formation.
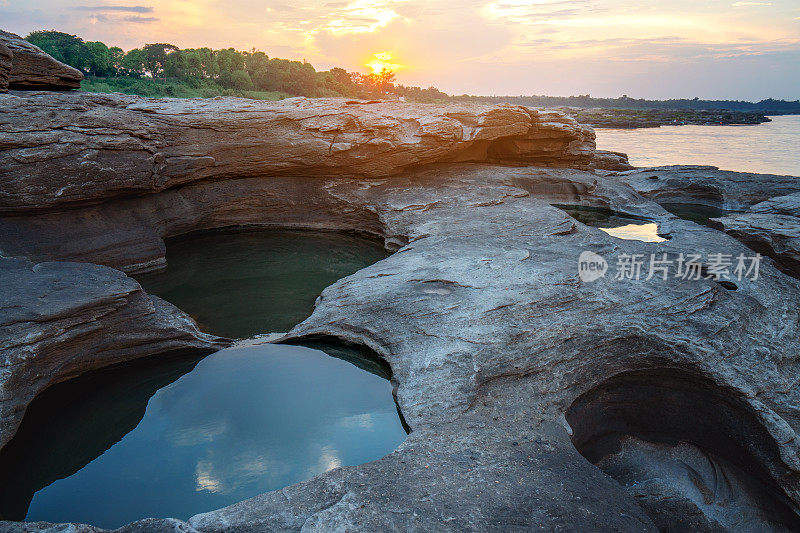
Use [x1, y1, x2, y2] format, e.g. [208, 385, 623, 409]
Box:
[3, 88, 800, 532]
[0, 31, 82, 91]
[709, 192, 800, 278]
[614, 165, 800, 210]
[0, 257, 224, 450]
[0, 40, 11, 93]
[610, 166, 800, 277]
[0, 92, 595, 212]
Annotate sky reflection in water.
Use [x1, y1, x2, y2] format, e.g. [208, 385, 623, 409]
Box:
[22, 343, 407, 528]
[2, 229, 403, 528]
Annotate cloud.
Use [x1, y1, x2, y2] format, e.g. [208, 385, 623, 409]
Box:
[731, 2, 772, 6]
[122, 15, 159, 22]
[73, 5, 154, 13]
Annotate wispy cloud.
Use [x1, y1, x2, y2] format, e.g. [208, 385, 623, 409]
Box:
[122, 15, 158, 22]
[731, 2, 772, 6]
[73, 5, 154, 13]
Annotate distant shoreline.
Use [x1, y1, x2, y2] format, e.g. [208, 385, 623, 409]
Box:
[566, 108, 775, 129]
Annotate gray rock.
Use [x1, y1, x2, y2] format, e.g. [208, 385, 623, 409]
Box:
[590, 149, 635, 171]
[0, 257, 225, 449]
[0, 164, 657, 273]
[0, 31, 82, 90]
[612, 165, 800, 210]
[750, 192, 800, 217]
[0, 39, 11, 93]
[710, 213, 800, 278]
[0, 92, 595, 212]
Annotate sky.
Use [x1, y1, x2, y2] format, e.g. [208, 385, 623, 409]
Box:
[2, 0, 799, 100]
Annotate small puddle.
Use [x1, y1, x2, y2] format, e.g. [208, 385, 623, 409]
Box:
[554, 205, 668, 242]
[659, 203, 737, 227]
[0, 229, 404, 528]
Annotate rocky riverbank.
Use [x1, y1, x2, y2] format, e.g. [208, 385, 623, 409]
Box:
[3, 41, 800, 533]
[568, 107, 772, 128]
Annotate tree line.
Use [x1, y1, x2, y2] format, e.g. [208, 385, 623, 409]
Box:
[24, 30, 425, 99]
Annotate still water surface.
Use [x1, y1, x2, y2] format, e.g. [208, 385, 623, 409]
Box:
[596, 114, 800, 176]
[0, 229, 404, 528]
[137, 229, 390, 339]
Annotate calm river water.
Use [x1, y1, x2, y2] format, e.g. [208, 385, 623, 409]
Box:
[595, 114, 800, 176]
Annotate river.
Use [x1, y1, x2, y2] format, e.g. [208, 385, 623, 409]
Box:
[595, 114, 800, 176]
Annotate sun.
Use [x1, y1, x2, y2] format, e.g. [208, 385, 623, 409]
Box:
[366, 51, 403, 74]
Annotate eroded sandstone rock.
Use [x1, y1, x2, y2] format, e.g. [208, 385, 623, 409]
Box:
[0, 92, 596, 212]
[614, 165, 800, 210]
[0, 31, 82, 90]
[0, 257, 224, 450]
[4, 161, 800, 531]
[0, 40, 11, 93]
[3, 89, 800, 531]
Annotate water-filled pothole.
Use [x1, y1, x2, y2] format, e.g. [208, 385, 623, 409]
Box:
[136, 228, 389, 339]
[659, 203, 740, 228]
[0, 229, 404, 528]
[553, 205, 668, 242]
[566, 368, 800, 531]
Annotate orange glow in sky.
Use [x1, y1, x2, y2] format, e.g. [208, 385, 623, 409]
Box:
[2, 0, 799, 99]
[366, 52, 403, 75]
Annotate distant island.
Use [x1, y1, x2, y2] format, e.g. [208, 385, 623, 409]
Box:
[23, 30, 800, 128]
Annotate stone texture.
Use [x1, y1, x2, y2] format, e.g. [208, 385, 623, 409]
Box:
[0, 91, 595, 212]
[0, 257, 225, 450]
[0, 164, 654, 274]
[590, 149, 634, 171]
[613, 165, 800, 211]
[3, 161, 800, 531]
[710, 192, 800, 278]
[0, 39, 11, 93]
[0, 31, 82, 91]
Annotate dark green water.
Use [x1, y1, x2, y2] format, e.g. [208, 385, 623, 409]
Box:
[0, 229, 405, 528]
[136, 229, 389, 339]
[659, 203, 733, 227]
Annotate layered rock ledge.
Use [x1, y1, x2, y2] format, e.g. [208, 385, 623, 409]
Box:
[0, 31, 82, 92]
[0, 92, 596, 212]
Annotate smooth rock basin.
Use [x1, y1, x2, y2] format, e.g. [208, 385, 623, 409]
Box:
[554, 205, 669, 242]
[135, 228, 389, 339]
[0, 229, 405, 528]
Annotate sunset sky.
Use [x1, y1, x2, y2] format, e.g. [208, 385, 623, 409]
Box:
[2, 0, 799, 99]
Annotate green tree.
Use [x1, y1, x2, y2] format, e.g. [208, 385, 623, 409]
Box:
[141, 43, 179, 78]
[85, 41, 113, 76]
[25, 31, 90, 72]
[121, 48, 145, 77]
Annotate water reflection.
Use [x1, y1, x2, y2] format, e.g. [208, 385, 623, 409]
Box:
[6, 343, 407, 528]
[659, 203, 735, 227]
[600, 223, 667, 243]
[554, 205, 667, 242]
[0, 229, 402, 528]
[595, 115, 800, 176]
[135, 229, 389, 339]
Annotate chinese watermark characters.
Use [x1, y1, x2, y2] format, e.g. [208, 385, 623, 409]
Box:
[578, 251, 761, 283]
